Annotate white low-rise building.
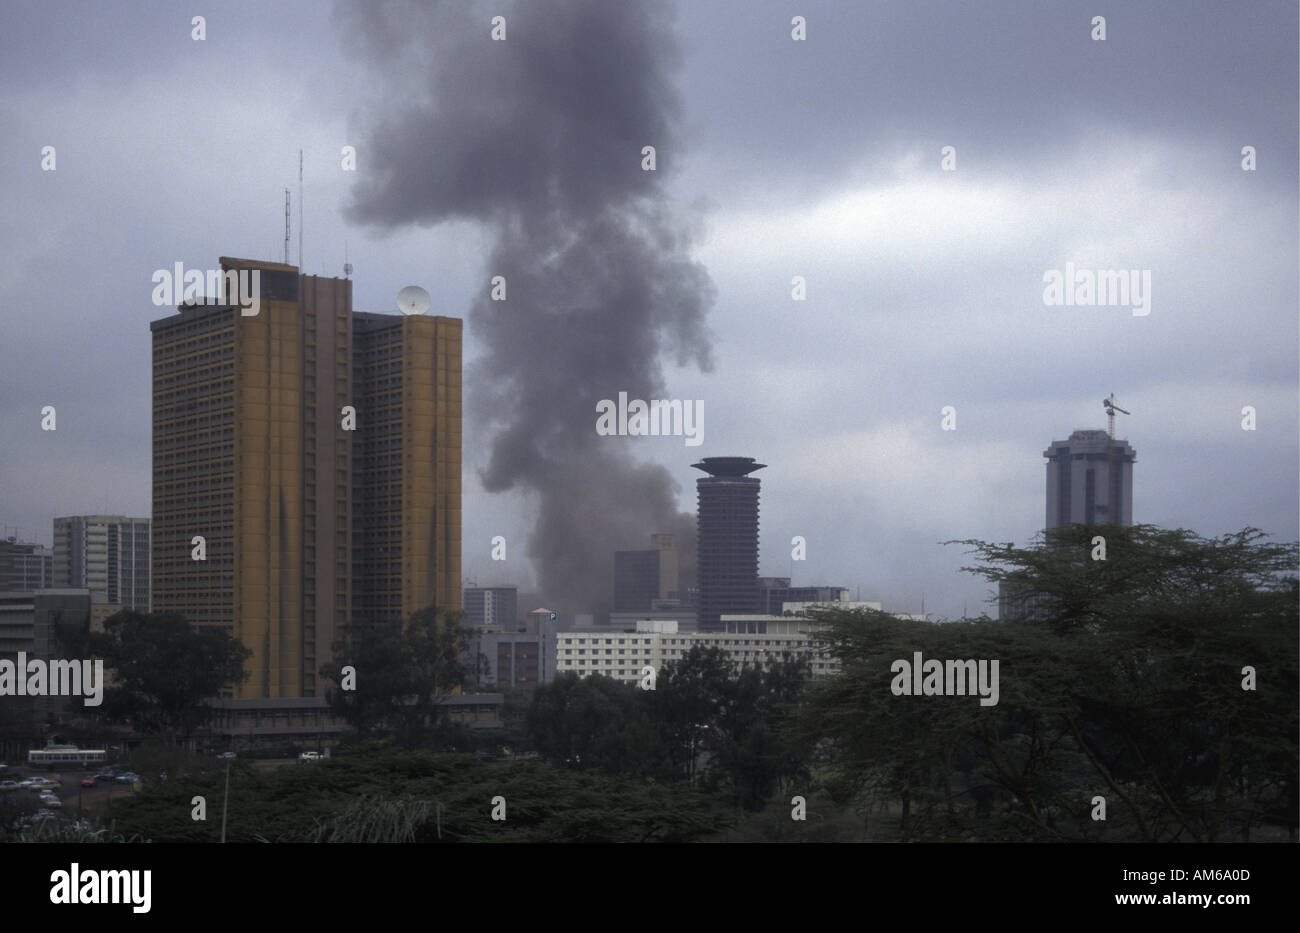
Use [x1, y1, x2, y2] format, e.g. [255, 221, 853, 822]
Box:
[553, 616, 839, 683]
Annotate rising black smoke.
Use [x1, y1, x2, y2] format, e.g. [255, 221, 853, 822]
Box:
[337, 0, 712, 618]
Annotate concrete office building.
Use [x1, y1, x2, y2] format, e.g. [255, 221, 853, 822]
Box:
[554, 616, 839, 683]
[694, 457, 765, 632]
[52, 516, 151, 613]
[0, 538, 52, 592]
[150, 256, 461, 699]
[1044, 429, 1136, 529]
[463, 630, 552, 693]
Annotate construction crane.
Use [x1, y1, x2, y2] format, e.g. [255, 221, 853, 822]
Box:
[1102, 393, 1130, 439]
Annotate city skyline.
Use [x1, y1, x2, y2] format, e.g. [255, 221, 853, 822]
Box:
[1, 1, 1295, 623]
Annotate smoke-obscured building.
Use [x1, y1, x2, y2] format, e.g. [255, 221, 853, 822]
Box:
[150, 257, 461, 699]
[462, 585, 519, 629]
[52, 516, 150, 613]
[694, 457, 765, 633]
[613, 533, 678, 612]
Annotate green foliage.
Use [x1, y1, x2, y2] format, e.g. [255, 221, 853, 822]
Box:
[309, 794, 430, 843]
[526, 646, 811, 811]
[803, 525, 1299, 841]
[89, 611, 251, 742]
[526, 673, 668, 778]
[107, 743, 731, 843]
[4, 816, 150, 844]
[321, 606, 468, 748]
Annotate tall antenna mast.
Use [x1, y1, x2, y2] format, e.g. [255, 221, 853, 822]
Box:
[283, 187, 291, 265]
[343, 241, 352, 279]
[298, 149, 303, 270]
[1102, 392, 1130, 439]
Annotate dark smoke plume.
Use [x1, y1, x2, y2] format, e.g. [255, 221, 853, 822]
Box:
[338, 0, 713, 618]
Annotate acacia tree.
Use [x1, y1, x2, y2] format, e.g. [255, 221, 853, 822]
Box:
[90, 611, 251, 744]
[803, 525, 1298, 842]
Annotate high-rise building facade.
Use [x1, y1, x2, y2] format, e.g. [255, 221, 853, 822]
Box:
[1044, 430, 1136, 529]
[351, 311, 462, 625]
[52, 516, 150, 612]
[693, 457, 764, 632]
[151, 257, 461, 699]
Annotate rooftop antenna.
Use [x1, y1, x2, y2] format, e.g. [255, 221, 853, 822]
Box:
[298, 149, 303, 270]
[343, 241, 352, 279]
[283, 187, 291, 265]
[1102, 393, 1130, 439]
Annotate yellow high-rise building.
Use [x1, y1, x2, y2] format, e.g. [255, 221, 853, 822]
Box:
[150, 258, 461, 699]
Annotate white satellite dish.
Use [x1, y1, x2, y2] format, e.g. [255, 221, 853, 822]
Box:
[396, 285, 431, 316]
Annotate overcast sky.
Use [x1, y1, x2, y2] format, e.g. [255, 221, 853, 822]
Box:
[1, 0, 1295, 621]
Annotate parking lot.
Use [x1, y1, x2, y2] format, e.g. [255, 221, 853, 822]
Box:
[1, 763, 143, 826]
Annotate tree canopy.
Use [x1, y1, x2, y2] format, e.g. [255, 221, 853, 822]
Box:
[801, 524, 1298, 841]
[89, 611, 250, 742]
[321, 606, 467, 748]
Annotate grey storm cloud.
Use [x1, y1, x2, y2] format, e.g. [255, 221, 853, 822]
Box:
[337, 0, 713, 615]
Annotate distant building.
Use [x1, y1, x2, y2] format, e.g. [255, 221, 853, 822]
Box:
[613, 534, 678, 612]
[0, 588, 92, 733]
[608, 609, 698, 632]
[1044, 429, 1136, 529]
[463, 630, 553, 693]
[694, 457, 765, 632]
[52, 516, 150, 613]
[0, 538, 52, 592]
[554, 615, 839, 682]
[200, 694, 502, 754]
[758, 579, 850, 616]
[1002, 426, 1137, 621]
[462, 585, 519, 629]
[998, 583, 1053, 622]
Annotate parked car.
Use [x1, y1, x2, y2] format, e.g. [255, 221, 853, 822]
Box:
[93, 771, 116, 783]
[80, 776, 97, 788]
[114, 773, 138, 784]
[25, 778, 58, 792]
[298, 751, 321, 762]
[217, 751, 237, 760]
[0, 780, 19, 792]
[39, 793, 62, 808]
